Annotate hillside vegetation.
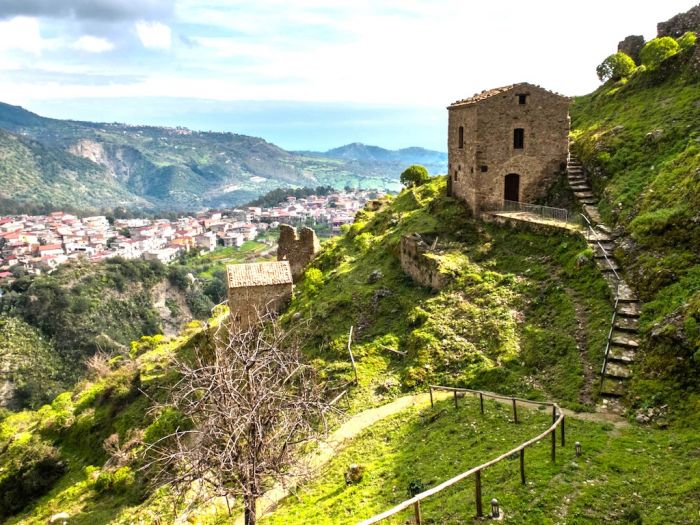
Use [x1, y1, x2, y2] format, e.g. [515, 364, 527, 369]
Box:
[0, 103, 423, 212]
[570, 42, 700, 414]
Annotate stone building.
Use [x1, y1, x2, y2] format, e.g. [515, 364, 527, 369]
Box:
[447, 83, 570, 216]
[277, 224, 320, 282]
[226, 261, 293, 331]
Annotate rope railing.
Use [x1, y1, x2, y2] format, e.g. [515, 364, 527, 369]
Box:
[579, 213, 621, 388]
[356, 386, 567, 525]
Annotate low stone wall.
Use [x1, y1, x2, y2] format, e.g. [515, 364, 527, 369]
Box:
[277, 224, 320, 282]
[399, 234, 448, 291]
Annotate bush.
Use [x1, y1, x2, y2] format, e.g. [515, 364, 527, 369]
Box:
[678, 31, 697, 52]
[639, 37, 680, 68]
[400, 165, 430, 188]
[0, 435, 66, 517]
[596, 52, 636, 82]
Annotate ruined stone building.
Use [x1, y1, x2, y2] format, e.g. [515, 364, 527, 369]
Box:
[226, 261, 293, 331]
[277, 224, 320, 282]
[447, 83, 570, 216]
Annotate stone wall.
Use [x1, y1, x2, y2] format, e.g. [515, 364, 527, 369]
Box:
[277, 224, 320, 282]
[618, 35, 645, 64]
[447, 83, 569, 216]
[228, 283, 293, 332]
[657, 4, 700, 37]
[399, 234, 448, 291]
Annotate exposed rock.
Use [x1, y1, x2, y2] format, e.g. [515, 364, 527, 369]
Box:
[49, 512, 70, 524]
[344, 464, 364, 484]
[367, 270, 383, 284]
[576, 253, 591, 268]
[657, 5, 700, 38]
[645, 129, 664, 143]
[610, 125, 626, 135]
[617, 35, 645, 64]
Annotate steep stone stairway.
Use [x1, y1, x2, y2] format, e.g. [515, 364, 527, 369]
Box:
[567, 156, 642, 399]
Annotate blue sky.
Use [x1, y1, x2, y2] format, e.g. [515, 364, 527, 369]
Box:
[0, 0, 695, 151]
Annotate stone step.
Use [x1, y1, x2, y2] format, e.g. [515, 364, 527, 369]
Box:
[583, 205, 602, 224]
[617, 302, 641, 318]
[614, 317, 639, 332]
[568, 175, 586, 182]
[574, 191, 595, 199]
[608, 346, 636, 364]
[600, 377, 626, 397]
[596, 258, 620, 271]
[592, 244, 613, 257]
[585, 231, 613, 242]
[611, 334, 639, 348]
[615, 282, 638, 302]
[570, 184, 591, 191]
[579, 198, 598, 205]
[605, 362, 632, 379]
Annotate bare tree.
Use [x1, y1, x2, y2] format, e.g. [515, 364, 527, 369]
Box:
[142, 315, 335, 524]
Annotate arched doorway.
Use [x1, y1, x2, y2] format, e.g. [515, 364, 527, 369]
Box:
[504, 173, 520, 202]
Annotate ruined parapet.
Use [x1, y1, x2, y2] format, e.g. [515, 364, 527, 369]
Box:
[277, 224, 320, 282]
[227, 261, 293, 332]
[399, 234, 448, 291]
[657, 5, 700, 38]
[617, 35, 645, 64]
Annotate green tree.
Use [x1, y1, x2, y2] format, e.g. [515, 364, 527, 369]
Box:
[400, 165, 430, 188]
[639, 37, 680, 68]
[596, 52, 636, 82]
[677, 31, 697, 52]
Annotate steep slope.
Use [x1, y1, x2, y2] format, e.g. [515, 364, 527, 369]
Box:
[570, 44, 700, 411]
[0, 103, 403, 212]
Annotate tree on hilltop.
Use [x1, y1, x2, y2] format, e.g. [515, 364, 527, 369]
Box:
[596, 52, 636, 82]
[400, 164, 430, 188]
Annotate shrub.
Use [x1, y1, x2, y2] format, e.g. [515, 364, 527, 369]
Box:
[677, 31, 697, 52]
[596, 52, 636, 82]
[639, 37, 680, 68]
[400, 165, 430, 188]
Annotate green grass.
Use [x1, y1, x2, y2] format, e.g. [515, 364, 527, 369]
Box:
[263, 396, 700, 524]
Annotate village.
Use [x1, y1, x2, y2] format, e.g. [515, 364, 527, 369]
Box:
[0, 189, 377, 284]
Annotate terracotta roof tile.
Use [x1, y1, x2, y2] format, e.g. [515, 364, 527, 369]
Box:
[227, 261, 293, 288]
[448, 82, 568, 108]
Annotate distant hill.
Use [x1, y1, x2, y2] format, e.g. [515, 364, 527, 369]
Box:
[299, 142, 447, 176]
[0, 103, 413, 212]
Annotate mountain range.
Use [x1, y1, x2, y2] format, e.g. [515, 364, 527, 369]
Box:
[0, 102, 446, 213]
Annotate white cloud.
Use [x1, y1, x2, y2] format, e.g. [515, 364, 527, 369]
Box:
[0, 16, 48, 55]
[72, 36, 115, 53]
[135, 20, 172, 49]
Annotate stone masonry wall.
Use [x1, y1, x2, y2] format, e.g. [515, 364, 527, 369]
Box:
[448, 84, 569, 215]
[399, 234, 448, 291]
[657, 4, 700, 38]
[277, 224, 320, 282]
[228, 283, 293, 332]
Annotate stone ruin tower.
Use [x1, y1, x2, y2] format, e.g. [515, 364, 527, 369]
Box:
[277, 224, 320, 282]
[447, 82, 570, 216]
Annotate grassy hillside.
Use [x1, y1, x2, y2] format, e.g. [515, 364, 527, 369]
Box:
[570, 45, 700, 413]
[284, 177, 612, 411]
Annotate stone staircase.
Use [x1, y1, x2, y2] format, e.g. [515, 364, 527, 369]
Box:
[567, 156, 642, 399]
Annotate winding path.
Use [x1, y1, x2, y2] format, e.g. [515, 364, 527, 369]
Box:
[229, 390, 626, 524]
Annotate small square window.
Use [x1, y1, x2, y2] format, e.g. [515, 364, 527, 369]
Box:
[518, 94, 527, 105]
[480, 165, 488, 173]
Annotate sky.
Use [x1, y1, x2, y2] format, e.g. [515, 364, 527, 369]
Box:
[0, 0, 695, 151]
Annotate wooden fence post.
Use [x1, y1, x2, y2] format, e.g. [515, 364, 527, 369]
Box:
[561, 415, 566, 447]
[475, 469, 483, 517]
[551, 429, 556, 462]
[479, 392, 484, 414]
[413, 501, 422, 525]
[347, 326, 359, 385]
[520, 448, 526, 485]
[429, 387, 433, 408]
[512, 398, 518, 424]
[454, 390, 458, 409]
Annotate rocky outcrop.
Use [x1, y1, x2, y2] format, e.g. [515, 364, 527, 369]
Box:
[617, 35, 645, 64]
[657, 4, 700, 37]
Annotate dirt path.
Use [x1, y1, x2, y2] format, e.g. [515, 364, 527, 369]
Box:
[233, 391, 448, 524]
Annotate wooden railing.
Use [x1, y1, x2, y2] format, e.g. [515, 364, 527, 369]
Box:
[357, 386, 566, 524]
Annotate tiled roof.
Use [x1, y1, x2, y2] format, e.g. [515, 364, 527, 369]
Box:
[448, 82, 568, 108]
[227, 261, 293, 288]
